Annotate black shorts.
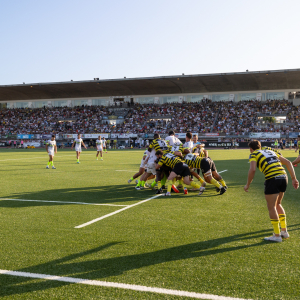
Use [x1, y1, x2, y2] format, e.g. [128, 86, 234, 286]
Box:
[200, 158, 216, 174]
[264, 175, 287, 195]
[172, 163, 190, 177]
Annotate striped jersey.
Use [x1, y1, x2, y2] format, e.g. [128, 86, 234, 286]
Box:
[165, 144, 184, 154]
[149, 139, 169, 152]
[261, 146, 281, 156]
[192, 146, 206, 158]
[184, 153, 203, 169]
[249, 149, 286, 180]
[157, 153, 183, 169]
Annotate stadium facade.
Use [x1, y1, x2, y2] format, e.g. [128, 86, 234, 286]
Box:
[1, 69, 300, 109]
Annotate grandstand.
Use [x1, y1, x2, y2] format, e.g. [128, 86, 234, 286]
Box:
[0, 69, 300, 145]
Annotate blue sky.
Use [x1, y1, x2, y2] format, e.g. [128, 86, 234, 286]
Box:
[1, 0, 300, 85]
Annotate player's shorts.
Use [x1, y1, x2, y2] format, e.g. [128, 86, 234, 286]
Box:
[48, 151, 54, 156]
[97, 147, 103, 151]
[140, 158, 147, 169]
[200, 158, 216, 175]
[147, 162, 156, 175]
[264, 175, 287, 195]
[172, 163, 190, 177]
[75, 147, 82, 152]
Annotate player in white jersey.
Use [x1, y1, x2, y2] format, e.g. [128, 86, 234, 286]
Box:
[45, 135, 57, 169]
[96, 135, 104, 161]
[165, 130, 181, 146]
[103, 138, 107, 153]
[183, 132, 194, 150]
[128, 150, 150, 184]
[71, 133, 87, 163]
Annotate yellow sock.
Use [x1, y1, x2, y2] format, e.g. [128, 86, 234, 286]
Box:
[178, 179, 183, 186]
[47, 162, 50, 166]
[172, 178, 176, 185]
[198, 177, 205, 184]
[279, 214, 287, 229]
[50, 161, 53, 167]
[210, 178, 221, 188]
[219, 179, 227, 187]
[270, 219, 280, 234]
[157, 181, 161, 189]
[190, 181, 201, 189]
[167, 180, 172, 193]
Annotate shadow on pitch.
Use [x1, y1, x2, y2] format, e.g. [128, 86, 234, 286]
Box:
[1, 224, 300, 297]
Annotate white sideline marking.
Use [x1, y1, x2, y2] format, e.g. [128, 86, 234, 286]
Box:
[75, 194, 163, 228]
[0, 269, 251, 300]
[219, 170, 228, 174]
[0, 198, 127, 207]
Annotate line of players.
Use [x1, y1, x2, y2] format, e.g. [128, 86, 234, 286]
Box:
[45, 134, 108, 168]
[128, 131, 228, 196]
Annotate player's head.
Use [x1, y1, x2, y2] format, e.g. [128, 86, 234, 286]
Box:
[51, 134, 55, 141]
[169, 130, 175, 136]
[154, 133, 160, 139]
[192, 134, 198, 143]
[155, 150, 163, 158]
[183, 148, 190, 155]
[248, 140, 261, 152]
[186, 132, 192, 141]
[98, 135, 101, 140]
[78, 134, 81, 138]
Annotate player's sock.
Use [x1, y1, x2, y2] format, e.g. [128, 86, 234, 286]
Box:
[77, 159, 79, 163]
[130, 177, 134, 181]
[172, 178, 176, 184]
[151, 180, 157, 188]
[166, 180, 172, 193]
[210, 178, 222, 189]
[141, 181, 145, 187]
[177, 179, 183, 187]
[190, 181, 201, 189]
[161, 175, 167, 186]
[219, 179, 227, 187]
[198, 177, 205, 185]
[279, 214, 287, 229]
[270, 219, 280, 235]
[47, 162, 51, 166]
[136, 180, 141, 187]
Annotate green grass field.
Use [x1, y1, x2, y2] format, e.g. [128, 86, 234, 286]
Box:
[0, 148, 299, 300]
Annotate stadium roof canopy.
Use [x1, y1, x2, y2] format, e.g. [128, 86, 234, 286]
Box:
[1, 69, 300, 101]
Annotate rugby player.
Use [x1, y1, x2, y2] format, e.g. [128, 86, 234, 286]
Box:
[155, 150, 202, 196]
[244, 140, 299, 242]
[71, 133, 87, 163]
[183, 132, 193, 151]
[46, 135, 57, 169]
[128, 150, 150, 184]
[165, 130, 181, 146]
[103, 137, 107, 153]
[96, 135, 104, 161]
[292, 135, 300, 167]
[183, 150, 227, 195]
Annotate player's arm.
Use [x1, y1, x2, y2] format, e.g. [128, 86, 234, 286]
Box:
[71, 141, 75, 150]
[174, 151, 182, 157]
[279, 156, 299, 189]
[81, 141, 87, 149]
[203, 149, 208, 158]
[55, 144, 57, 154]
[155, 159, 164, 170]
[244, 161, 256, 192]
[45, 144, 48, 152]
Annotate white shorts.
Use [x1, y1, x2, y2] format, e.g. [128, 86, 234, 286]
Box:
[140, 158, 147, 169]
[75, 147, 82, 152]
[97, 147, 103, 151]
[146, 162, 156, 175]
[48, 151, 54, 157]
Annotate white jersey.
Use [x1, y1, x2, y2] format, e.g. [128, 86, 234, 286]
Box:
[103, 139, 106, 147]
[140, 150, 150, 168]
[165, 135, 181, 146]
[183, 140, 194, 151]
[75, 138, 83, 151]
[47, 140, 56, 155]
[96, 139, 103, 150]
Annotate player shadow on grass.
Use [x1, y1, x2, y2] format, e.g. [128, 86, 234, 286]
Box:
[0, 185, 162, 207]
[1, 224, 300, 297]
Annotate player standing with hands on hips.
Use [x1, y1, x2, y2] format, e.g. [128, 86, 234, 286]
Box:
[244, 140, 299, 242]
[46, 135, 57, 169]
[71, 133, 87, 164]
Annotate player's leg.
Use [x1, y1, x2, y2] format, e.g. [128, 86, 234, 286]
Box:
[76, 151, 80, 163]
[265, 193, 281, 241]
[96, 150, 99, 160]
[136, 171, 150, 189]
[46, 154, 51, 169]
[100, 150, 103, 160]
[190, 170, 206, 187]
[276, 192, 288, 238]
[129, 167, 145, 183]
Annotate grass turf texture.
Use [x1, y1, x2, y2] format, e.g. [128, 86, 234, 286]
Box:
[0, 148, 299, 300]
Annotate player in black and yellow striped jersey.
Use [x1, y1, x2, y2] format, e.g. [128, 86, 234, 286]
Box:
[244, 140, 299, 242]
[292, 135, 300, 167]
[155, 150, 202, 196]
[165, 142, 184, 155]
[184, 152, 227, 195]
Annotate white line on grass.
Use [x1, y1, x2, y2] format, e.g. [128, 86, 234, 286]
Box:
[219, 170, 228, 174]
[0, 269, 251, 300]
[0, 198, 127, 207]
[75, 194, 163, 228]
